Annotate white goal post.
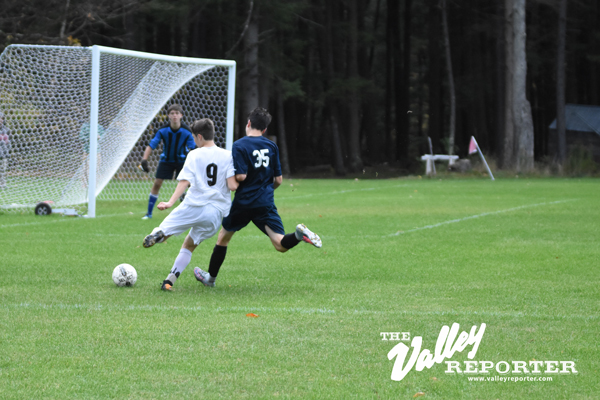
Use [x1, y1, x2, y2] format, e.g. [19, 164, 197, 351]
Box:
[0, 44, 236, 217]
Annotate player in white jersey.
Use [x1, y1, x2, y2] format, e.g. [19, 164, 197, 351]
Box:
[141, 118, 238, 291]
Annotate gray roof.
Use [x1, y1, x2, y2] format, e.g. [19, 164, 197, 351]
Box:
[549, 104, 600, 135]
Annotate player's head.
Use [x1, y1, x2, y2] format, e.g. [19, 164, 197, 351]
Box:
[247, 107, 272, 132]
[191, 118, 215, 141]
[167, 104, 183, 127]
[167, 104, 183, 115]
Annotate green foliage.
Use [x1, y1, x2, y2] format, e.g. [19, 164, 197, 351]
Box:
[1, 178, 599, 398]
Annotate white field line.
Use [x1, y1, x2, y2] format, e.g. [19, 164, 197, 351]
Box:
[0, 212, 137, 229]
[3, 302, 596, 321]
[4, 302, 335, 315]
[1, 184, 411, 229]
[387, 200, 576, 237]
[348, 308, 598, 321]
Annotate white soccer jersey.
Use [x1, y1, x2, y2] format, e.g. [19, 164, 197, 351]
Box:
[177, 145, 235, 215]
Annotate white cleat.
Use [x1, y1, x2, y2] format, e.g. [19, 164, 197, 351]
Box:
[194, 267, 216, 287]
[296, 224, 322, 248]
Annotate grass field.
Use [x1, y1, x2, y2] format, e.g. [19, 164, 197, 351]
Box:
[1, 177, 598, 399]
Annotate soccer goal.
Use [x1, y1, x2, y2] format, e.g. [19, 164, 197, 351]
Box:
[0, 44, 236, 217]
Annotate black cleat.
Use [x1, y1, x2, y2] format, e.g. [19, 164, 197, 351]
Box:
[161, 280, 173, 291]
[143, 229, 165, 248]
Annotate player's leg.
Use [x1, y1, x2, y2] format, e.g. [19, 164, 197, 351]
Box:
[143, 202, 195, 248]
[265, 225, 288, 252]
[160, 204, 219, 290]
[143, 178, 163, 219]
[195, 227, 235, 287]
[195, 202, 250, 287]
[144, 161, 173, 219]
[162, 235, 197, 291]
[255, 205, 322, 251]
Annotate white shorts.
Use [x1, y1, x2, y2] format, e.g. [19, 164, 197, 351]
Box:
[158, 203, 224, 245]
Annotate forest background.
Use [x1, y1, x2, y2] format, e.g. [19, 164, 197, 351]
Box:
[1, 0, 598, 176]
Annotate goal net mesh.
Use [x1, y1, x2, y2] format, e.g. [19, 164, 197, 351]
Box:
[0, 45, 232, 214]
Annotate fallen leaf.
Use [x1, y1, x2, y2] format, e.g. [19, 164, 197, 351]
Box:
[413, 392, 425, 398]
[246, 313, 259, 318]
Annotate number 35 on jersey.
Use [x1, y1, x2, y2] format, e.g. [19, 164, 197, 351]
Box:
[253, 149, 270, 168]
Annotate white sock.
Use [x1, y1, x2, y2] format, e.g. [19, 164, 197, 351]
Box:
[168, 248, 193, 281]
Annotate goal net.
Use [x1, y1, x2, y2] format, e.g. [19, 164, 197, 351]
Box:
[0, 44, 235, 217]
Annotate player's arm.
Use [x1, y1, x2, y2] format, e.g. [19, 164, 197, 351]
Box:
[139, 146, 152, 172]
[141, 131, 161, 171]
[227, 176, 239, 191]
[157, 179, 189, 210]
[273, 175, 282, 189]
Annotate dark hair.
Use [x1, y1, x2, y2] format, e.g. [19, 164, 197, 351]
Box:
[247, 107, 272, 131]
[191, 118, 215, 140]
[167, 104, 183, 114]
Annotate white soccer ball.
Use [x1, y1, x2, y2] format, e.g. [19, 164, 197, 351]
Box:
[112, 263, 137, 287]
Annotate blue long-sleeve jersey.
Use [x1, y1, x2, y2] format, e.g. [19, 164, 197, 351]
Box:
[149, 124, 196, 163]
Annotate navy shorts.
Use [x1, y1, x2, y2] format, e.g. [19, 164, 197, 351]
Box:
[222, 203, 285, 236]
[156, 161, 185, 180]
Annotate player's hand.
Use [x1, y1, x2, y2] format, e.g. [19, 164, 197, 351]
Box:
[157, 201, 173, 211]
[140, 159, 149, 172]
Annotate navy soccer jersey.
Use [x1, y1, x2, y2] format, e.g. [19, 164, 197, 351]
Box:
[232, 135, 282, 208]
[149, 124, 196, 163]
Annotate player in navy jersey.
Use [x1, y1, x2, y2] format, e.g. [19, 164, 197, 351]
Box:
[193, 107, 321, 287]
[139, 104, 196, 219]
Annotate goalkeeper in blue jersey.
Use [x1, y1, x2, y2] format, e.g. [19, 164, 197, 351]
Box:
[193, 107, 322, 288]
[140, 104, 196, 219]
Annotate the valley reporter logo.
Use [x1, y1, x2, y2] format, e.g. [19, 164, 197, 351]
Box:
[381, 323, 578, 381]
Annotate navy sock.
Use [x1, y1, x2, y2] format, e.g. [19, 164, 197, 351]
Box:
[281, 233, 301, 250]
[147, 193, 158, 216]
[208, 245, 227, 278]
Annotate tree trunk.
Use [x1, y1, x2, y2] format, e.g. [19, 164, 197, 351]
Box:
[556, 0, 567, 164]
[441, 0, 456, 158]
[59, 0, 71, 39]
[243, 0, 260, 113]
[276, 83, 291, 175]
[385, 0, 397, 161]
[427, 0, 442, 153]
[396, 0, 411, 167]
[347, 0, 363, 172]
[324, 0, 346, 175]
[503, 0, 515, 168]
[513, 0, 534, 172]
[494, 0, 505, 162]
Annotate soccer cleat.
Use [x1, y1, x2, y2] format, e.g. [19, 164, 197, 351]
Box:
[161, 280, 173, 291]
[143, 229, 165, 248]
[194, 267, 215, 287]
[296, 224, 322, 248]
[141, 214, 152, 220]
